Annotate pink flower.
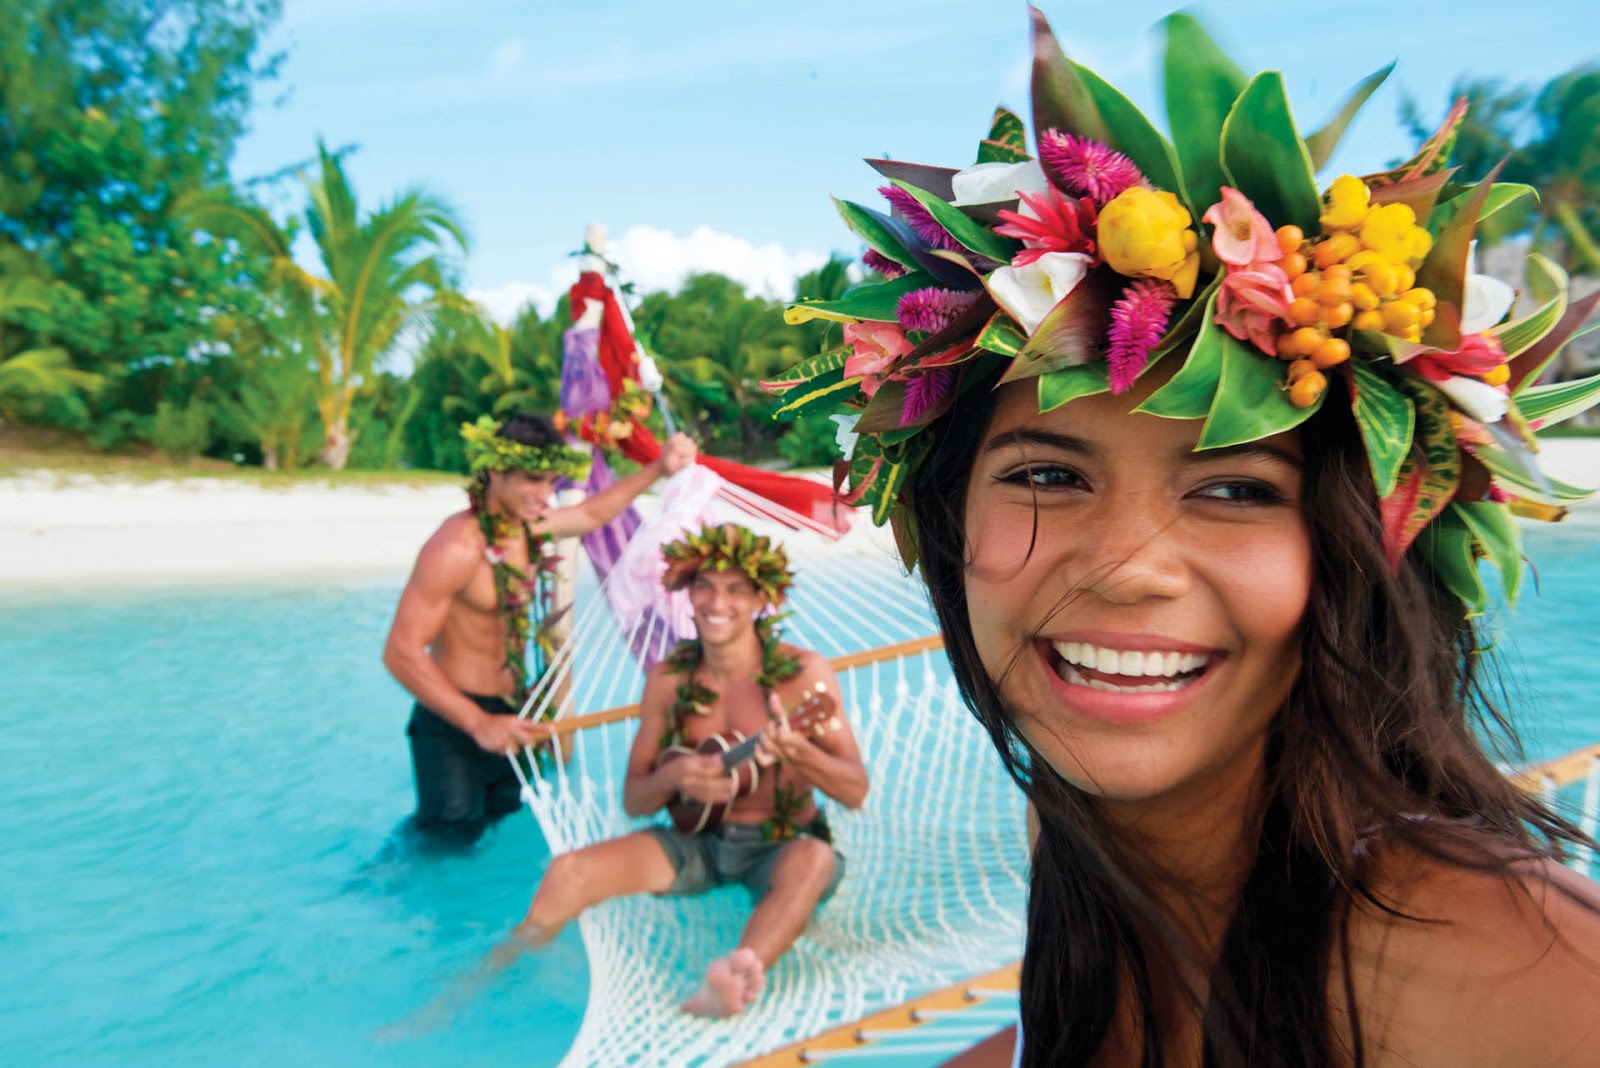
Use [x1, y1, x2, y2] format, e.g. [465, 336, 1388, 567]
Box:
[880, 185, 962, 252]
[1214, 263, 1294, 356]
[484, 546, 507, 565]
[1202, 187, 1282, 267]
[842, 320, 915, 398]
[896, 286, 980, 334]
[993, 186, 1098, 266]
[1037, 130, 1145, 206]
[901, 368, 956, 425]
[1406, 332, 1506, 383]
[862, 249, 907, 279]
[1106, 280, 1175, 393]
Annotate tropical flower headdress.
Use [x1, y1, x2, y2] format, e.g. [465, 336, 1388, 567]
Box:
[661, 522, 795, 606]
[767, 8, 1600, 612]
[460, 415, 592, 481]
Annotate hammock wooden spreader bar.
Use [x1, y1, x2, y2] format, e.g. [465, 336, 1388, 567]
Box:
[1508, 743, 1600, 794]
[734, 962, 1021, 1068]
[537, 634, 947, 738]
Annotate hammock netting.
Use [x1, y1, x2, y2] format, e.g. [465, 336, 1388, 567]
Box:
[511, 482, 1028, 1067]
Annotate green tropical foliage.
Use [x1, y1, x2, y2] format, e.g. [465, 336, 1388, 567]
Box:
[1403, 64, 1600, 272]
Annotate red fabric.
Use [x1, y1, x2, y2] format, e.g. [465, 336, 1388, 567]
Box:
[566, 271, 849, 534]
[569, 272, 638, 397]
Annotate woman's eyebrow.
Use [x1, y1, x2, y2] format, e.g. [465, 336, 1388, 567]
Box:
[1182, 442, 1304, 469]
[981, 429, 1102, 458]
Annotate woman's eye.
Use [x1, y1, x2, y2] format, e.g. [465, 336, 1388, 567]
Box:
[1193, 480, 1287, 504]
[997, 464, 1084, 489]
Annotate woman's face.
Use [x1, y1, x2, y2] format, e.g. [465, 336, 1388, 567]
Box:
[962, 372, 1312, 809]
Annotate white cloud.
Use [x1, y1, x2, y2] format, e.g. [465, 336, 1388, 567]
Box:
[467, 225, 829, 324]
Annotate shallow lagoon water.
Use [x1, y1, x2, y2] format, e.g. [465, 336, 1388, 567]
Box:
[2, 525, 1597, 1067]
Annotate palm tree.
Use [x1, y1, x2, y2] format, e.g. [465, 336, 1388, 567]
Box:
[182, 142, 468, 468]
[0, 255, 101, 423]
[1404, 66, 1600, 273]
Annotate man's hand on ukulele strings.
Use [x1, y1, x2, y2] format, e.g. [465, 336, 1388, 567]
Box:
[669, 751, 738, 804]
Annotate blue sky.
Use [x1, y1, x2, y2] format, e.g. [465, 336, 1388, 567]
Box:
[231, 0, 1599, 323]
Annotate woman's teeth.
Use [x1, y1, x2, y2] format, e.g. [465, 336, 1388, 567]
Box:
[1049, 641, 1208, 693]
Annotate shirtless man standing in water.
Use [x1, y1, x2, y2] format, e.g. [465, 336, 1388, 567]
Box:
[512, 523, 869, 1016]
[383, 412, 696, 845]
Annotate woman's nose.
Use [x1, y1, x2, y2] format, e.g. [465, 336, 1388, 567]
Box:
[1076, 491, 1191, 605]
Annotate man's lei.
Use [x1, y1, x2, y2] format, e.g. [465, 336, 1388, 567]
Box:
[765, 9, 1600, 615]
[466, 476, 561, 707]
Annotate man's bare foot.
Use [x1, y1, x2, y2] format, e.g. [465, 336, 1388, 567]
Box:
[681, 947, 765, 1017]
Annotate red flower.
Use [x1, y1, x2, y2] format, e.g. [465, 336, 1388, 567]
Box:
[994, 187, 1098, 266]
[1407, 332, 1506, 383]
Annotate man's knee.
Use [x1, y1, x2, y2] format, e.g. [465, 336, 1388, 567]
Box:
[778, 836, 838, 891]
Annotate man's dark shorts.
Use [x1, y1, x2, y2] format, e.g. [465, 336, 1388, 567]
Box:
[406, 694, 522, 843]
[644, 822, 846, 903]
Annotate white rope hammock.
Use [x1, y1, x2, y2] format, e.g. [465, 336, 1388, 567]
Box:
[509, 475, 1029, 1067]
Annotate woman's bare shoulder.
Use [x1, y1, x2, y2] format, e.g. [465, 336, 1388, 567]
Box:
[1347, 847, 1600, 1066]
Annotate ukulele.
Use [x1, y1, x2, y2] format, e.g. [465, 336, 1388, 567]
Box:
[655, 681, 839, 835]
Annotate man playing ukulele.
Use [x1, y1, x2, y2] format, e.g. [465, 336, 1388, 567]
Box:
[513, 523, 869, 1017]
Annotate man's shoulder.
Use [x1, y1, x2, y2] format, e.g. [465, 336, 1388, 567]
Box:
[410, 510, 486, 582]
[779, 645, 832, 676]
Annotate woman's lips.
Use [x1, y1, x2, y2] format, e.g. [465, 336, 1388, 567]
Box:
[1035, 637, 1221, 725]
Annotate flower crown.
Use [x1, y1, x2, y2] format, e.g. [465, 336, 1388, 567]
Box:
[767, 8, 1600, 612]
[661, 522, 794, 606]
[460, 415, 592, 481]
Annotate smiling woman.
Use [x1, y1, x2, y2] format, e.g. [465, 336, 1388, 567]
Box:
[768, 7, 1600, 1066]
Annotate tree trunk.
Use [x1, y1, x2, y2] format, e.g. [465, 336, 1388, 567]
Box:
[262, 443, 280, 471]
[319, 424, 351, 469]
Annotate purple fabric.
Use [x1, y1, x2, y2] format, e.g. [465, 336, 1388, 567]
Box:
[578, 451, 640, 587]
[561, 326, 613, 415]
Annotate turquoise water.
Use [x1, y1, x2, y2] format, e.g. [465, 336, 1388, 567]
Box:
[1, 525, 1596, 1066]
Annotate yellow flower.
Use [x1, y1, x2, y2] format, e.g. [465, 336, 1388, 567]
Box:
[1359, 202, 1422, 264]
[1320, 174, 1371, 231]
[1097, 188, 1200, 299]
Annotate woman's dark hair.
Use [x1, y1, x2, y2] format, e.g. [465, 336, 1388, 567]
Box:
[906, 367, 1592, 1067]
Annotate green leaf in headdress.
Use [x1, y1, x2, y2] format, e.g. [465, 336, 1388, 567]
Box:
[1507, 289, 1600, 394]
[1351, 361, 1416, 498]
[764, 345, 850, 392]
[978, 107, 1032, 164]
[1220, 73, 1321, 232]
[1136, 292, 1227, 419]
[1515, 359, 1600, 428]
[999, 271, 1116, 384]
[1039, 364, 1111, 412]
[833, 197, 922, 272]
[772, 366, 859, 418]
[1030, 7, 1183, 204]
[785, 272, 931, 325]
[1492, 254, 1568, 362]
[1161, 13, 1247, 213]
[1304, 63, 1395, 172]
[1197, 321, 1319, 449]
[1453, 500, 1523, 604]
[1419, 506, 1487, 613]
[975, 311, 1027, 357]
[1414, 162, 1505, 349]
[890, 180, 1020, 265]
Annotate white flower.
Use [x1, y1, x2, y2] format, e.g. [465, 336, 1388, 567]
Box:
[830, 413, 861, 462]
[1459, 240, 1517, 336]
[950, 160, 1049, 206]
[1436, 375, 1510, 423]
[985, 252, 1094, 335]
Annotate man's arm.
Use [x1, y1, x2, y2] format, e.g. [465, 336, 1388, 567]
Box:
[621, 666, 735, 818]
[536, 432, 697, 540]
[382, 526, 547, 755]
[759, 655, 870, 810]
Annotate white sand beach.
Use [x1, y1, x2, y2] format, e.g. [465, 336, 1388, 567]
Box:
[3, 441, 1600, 587]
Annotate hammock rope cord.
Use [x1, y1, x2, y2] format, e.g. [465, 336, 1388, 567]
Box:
[509, 491, 1029, 1068]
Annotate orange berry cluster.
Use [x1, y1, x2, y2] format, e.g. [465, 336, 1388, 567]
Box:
[1270, 175, 1440, 407]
